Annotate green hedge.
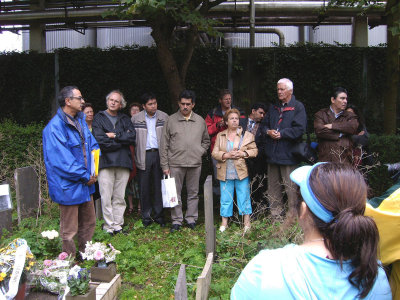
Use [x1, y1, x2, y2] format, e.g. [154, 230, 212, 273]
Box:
[0, 45, 390, 132]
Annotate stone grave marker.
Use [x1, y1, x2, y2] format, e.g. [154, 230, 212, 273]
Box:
[15, 166, 39, 224]
[204, 175, 215, 256]
[0, 183, 12, 235]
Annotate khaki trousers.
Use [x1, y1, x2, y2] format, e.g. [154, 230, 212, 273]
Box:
[98, 167, 130, 232]
[59, 200, 96, 255]
[170, 166, 202, 225]
[267, 163, 297, 217]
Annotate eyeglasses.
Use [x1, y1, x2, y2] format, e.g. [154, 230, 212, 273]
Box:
[70, 96, 85, 101]
[108, 99, 121, 104]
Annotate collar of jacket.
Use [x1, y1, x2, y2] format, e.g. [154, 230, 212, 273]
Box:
[136, 110, 163, 123]
[57, 107, 84, 124]
[177, 111, 195, 121]
[220, 126, 244, 137]
[274, 95, 297, 108]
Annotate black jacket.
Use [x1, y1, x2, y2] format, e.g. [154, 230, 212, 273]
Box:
[257, 95, 307, 165]
[92, 110, 136, 170]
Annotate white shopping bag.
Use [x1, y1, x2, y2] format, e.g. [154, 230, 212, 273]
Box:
[161, 175, 178, 208]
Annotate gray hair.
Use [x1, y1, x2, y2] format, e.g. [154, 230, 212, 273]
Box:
[106, 90, 126, 109]
[277, 78, 293, 91]
[58, 85, 79, 107]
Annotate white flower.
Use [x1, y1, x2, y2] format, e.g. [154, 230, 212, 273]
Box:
[69, 265, 81, 279]
[41, 230, 59, 240]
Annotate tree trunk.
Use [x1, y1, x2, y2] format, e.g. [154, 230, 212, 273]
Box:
[384, 0, 400, 134]
[151, 23, 184, 111]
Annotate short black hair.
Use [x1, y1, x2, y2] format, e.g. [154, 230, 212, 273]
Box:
[219, 89, 231, 100]
[58, 86, 79, 107]
[251, 102, 267, 112]
[179, 90, 196, 103]
[129, 102, 142, 110]
[332, 87, 348, 99]
[140, 92, 157, 105]
[82, 102, 93, 110]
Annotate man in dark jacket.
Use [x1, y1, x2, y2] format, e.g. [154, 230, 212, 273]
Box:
[314, 87, 358, 164]
[257, 78, 306, 222]
[93, 90, 136, 235]
[43, 86, 99, 255]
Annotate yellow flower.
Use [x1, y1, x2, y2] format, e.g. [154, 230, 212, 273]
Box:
[0, 272, 6, 280]
[29, 262, 35, 266]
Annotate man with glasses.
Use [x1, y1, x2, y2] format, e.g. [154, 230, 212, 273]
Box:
[43, 86, 99, 257]
[160, 90, 210, 232]
[92, 90, 136, 235]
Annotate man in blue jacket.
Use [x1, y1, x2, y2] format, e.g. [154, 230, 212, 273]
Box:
[43, 86, 99, 256]
[257, 78, 306, 224]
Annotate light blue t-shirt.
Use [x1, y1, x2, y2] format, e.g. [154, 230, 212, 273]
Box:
[145, 111, 158, 150]
[231, 244, 391, 300]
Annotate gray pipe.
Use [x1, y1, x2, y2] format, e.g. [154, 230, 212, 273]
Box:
[250, 0, 255, 47]
[216, 27, 285, 46]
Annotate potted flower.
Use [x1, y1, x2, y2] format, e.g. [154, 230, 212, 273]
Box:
[65, 266, 96, 300]
[80, 241, 120, 282]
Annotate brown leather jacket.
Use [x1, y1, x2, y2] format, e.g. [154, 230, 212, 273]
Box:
[211, 127, 258, 181]
[314, 107, 358, 163]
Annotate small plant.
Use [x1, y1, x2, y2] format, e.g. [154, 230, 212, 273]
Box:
[81, 241, 121, 265]
[67, 266, 90, 296]
[38, 229, 61, 258]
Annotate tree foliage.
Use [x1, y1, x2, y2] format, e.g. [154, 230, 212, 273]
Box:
[111, 0, 225, 108]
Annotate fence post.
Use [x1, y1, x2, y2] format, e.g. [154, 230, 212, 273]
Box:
[174, 264, 188, 300]
[196, 252, 214, 300]
[204, 175, 215, 256]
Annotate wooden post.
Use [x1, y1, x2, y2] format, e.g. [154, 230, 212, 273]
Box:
[174, 264, 188, 300]
[204, 175, 215, 256]
[196, 252, 214, 300]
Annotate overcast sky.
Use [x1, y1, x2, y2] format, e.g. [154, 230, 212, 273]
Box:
[0, 31, 22, 52]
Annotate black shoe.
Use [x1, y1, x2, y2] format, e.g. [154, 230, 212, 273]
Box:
[155, 220, 166, 227]
[170, 224, 181, 233]
[143, 220, 153, 227]
[114, 229, 127, 235]
[158, 222, 166, 228]
[108, 231, 114, 237]
[187, 222, 196, 230]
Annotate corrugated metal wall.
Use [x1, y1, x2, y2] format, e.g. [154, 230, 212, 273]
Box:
[22, 24, 387, 51]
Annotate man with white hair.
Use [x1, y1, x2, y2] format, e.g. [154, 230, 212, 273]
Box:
[92, 90, 136, 235]
[257, 78, 307, 223]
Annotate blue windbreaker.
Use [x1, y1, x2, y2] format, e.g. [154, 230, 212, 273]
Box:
[43, 108, 99, 205]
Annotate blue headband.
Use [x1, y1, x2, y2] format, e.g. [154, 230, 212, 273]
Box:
[290, 162, 334, 223]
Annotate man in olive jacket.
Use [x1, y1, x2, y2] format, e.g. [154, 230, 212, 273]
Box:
[160, 90, 210, 233]
[92, 90, 136, 235]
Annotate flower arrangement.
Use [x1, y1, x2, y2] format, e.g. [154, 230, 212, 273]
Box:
[67, 266, 90, 296]
[0, 239, 35, 296]
[33, 252, 73, 295]
[81, 241, 120, 264]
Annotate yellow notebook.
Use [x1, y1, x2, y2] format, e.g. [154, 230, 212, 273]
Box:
[91, 149, 100, 176]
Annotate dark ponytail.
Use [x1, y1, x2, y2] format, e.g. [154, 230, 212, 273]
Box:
[309, 163, 380, 298]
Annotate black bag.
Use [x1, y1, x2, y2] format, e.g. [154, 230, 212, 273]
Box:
[292, 132, 318, 164]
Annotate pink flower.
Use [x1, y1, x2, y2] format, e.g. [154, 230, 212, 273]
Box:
[43, 260, 53, 267]
[58, 252, 68, 260]
[43, 269, 51, 277]
[94, 250, 104, 261]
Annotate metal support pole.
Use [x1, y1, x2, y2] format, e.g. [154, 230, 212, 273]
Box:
[250, 0, 255, 47]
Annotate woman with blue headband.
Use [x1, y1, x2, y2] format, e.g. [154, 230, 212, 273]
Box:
[231, 162, 391, 299]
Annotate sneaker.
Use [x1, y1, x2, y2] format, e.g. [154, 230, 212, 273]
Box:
[170, 224, 181, 233]
[219, 225, 227, 232]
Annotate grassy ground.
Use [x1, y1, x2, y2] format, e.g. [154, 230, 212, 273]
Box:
[0, 202, 302, 299]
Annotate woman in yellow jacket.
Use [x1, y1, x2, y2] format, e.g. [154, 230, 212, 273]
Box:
[212, 108, 258, 233]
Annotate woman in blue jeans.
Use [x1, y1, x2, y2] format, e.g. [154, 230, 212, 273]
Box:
[212, 108, 258, 233]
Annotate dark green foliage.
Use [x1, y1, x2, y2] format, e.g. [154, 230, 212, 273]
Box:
[0, 45, 388, 131]
[231, 45, 388, 132]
